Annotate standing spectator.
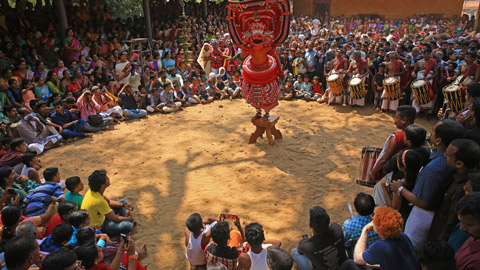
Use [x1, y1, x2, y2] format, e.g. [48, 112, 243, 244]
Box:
[292, 206, 347, 270]
[391, 119, 465, 246]
[115, 52, 131, 85]
[455, 192, 480, 270]
[429, 139, 480, 241]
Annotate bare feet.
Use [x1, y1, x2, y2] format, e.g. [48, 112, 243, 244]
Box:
[138, 244, 148, 261]
[102, 126, 109, 131]
[84, 133, 94, 137]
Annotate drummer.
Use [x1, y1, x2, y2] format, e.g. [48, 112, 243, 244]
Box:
[438, 83, 480, 128]
[455, 51, 480, 87]
[368, 105, 417, 185]
[326, 49, 349, 105]
[381, 52, 405, 112]
[412, 48, 438, 113]
[346, 51, 368, 106]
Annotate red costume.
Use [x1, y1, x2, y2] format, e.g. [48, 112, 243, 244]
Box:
[227, 0, 290, 116]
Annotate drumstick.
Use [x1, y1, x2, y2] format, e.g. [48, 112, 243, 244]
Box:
[348, 203, 355, 219]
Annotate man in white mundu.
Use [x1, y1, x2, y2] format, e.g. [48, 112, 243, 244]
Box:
[346, 51, 368, 106]
[411, 48, 438, 113]
[327, 49, 349, 105]
[381, 52, 405, 112]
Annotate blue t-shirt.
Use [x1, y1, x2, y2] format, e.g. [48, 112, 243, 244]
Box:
[362, 233, 421, 270]
[24, 182, 64, 217]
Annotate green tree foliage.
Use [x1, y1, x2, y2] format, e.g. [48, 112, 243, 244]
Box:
[104, 0, 143, 20]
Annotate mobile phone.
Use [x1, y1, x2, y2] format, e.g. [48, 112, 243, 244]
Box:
[7, 189, 16, 196]
[223, 213, 237, 220]
[51, 196, 59, 202]
[302, 234, 308, 239]
[120, 233, 129, 244]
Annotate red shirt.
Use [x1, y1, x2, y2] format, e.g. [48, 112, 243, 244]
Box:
[455, 237, 480, 270]
[44, 214, 69, 237]
[312, 83, 323, 94]
[393, 131, 407, 154]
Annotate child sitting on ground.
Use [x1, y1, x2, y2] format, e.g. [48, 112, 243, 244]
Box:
[185, 213, 218, 269]
[24, 167, 65, 217]
[65, 176, 84, 209]
[226, 76, 240, 99]
[281, 78, 294, 100]
[311, 76, 324, 102]
[199, 83, 214, 104]
[40, 224, 74, 252]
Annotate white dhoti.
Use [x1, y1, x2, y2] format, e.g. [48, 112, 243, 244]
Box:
[28, 134, 63, 154]
[349, 76, 366, 107]
[404, 206, 435, 247]
[327, 89, 343, 104]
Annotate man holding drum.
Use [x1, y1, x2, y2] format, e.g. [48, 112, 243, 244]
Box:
[455, 51, 480, 87]
[326, 49, 349, 105]
[412, 48, 438, 113]
[346, 51, 368, 107]
[381, 52, 405, 112]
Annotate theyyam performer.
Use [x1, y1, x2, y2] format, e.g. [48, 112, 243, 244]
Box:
[226, 0, 291, 118]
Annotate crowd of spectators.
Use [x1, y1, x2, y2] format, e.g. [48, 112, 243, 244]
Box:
[1, 0, 480, 269]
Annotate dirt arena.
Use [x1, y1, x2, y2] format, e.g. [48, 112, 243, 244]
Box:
[40, 99, 435, 269]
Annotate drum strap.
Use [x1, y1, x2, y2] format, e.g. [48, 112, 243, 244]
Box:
[335, 58, 347, 71]
[423, 59, 436, 78]
[460, 63, 479, 83]
[394, 60, 402, 73]
[357, 59, 367, 73]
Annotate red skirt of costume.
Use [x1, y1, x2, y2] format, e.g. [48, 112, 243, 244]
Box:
[241, 55, 280, 113]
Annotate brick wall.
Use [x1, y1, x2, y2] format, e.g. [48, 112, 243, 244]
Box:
[293, 0, 464, 19]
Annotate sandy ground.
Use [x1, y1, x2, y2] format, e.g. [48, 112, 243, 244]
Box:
[39, 99, 435, 269]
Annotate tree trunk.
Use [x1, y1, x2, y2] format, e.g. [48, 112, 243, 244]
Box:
[54, 0, 68, 38]
[143, 0, 153, 42]
[203, 0, 208, 19]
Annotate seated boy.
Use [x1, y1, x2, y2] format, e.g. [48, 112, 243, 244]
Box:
[293, 75, 304, 99]
[214, 76, 228, 100]
[281, 78, 294, 100]
[65, 176, 84, 209]
[311, 76, 324, 102]
[199, 83, 214, 104]
[185, 213, 218, 269]
[226, 76, 240, 99]
[24, 167, 65, 217]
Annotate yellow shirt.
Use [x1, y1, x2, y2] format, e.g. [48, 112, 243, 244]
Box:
[81, 189, 112, 227]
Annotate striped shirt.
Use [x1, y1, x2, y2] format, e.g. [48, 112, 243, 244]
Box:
[24, 182, 64, 217]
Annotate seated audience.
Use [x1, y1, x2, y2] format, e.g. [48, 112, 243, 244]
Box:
[65, 176, 85, 209]
[81, 169, 134, 236]
[343, 193, 381, 255]
[44, 200, 77, 237]
[206, 221, 242, 270]
[185, 213, 218, 269]
[24, 167, 64, 217]
[4, 236, 42, 270]
[292, 206, 347, 269]
[51, 100, 93, 138]
[353, 206, 421, 269]
[40, 223, 74, 252]
[41, 249, 79, 270]
[237, 222, 281, 270]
